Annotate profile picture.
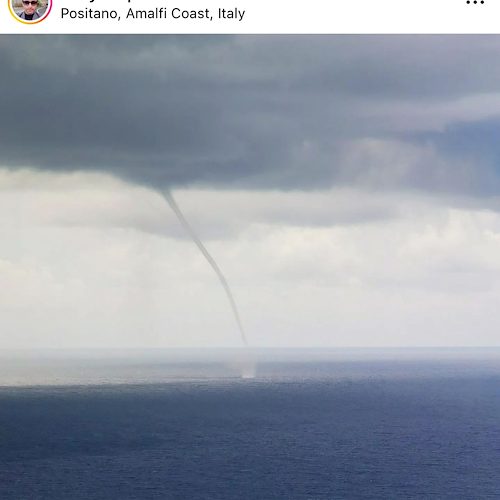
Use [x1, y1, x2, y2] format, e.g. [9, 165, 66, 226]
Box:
[10, 0, 51, 23]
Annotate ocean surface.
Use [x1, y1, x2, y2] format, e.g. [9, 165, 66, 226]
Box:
[1, 355, 500, 499]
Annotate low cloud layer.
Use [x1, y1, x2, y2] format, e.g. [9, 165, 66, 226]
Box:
[2, 168, 500, 348]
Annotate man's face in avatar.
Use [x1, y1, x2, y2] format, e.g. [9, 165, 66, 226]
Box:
[22, 0, 37, 15]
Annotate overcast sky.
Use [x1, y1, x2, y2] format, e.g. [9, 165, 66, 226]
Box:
[2, 35, 500, 349]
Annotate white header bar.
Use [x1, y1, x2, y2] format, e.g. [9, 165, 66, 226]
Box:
[2, 0, 499, 34]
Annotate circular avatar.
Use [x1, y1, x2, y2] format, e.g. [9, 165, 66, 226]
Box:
[9, 0, 52, 24]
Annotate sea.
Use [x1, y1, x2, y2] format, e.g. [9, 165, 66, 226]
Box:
[1, 348, 499, 499]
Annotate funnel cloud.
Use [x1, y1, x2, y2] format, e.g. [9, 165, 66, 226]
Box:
[163, 191, 248, 347]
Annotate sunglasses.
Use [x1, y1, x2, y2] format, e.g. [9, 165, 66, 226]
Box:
[22, 1, 37, 5]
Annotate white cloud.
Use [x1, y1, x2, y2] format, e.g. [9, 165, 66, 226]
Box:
[1, 168, 500, 349]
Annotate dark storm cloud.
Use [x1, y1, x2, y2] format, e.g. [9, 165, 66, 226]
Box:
[3, 35, 500, 192]
[411, 117, 500, 195]
[422, 117, 500, 164]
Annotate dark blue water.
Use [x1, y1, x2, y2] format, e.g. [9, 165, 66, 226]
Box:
[1, 361, 500, 499]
